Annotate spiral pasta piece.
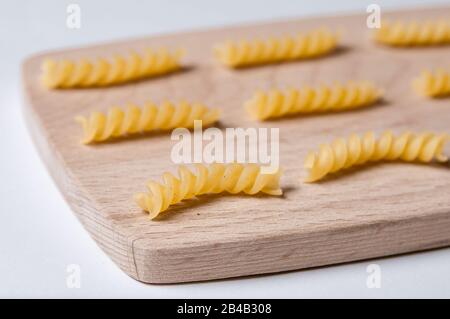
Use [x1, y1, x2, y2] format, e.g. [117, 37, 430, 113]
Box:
[214, 28, 339, 68]
[75, 101, 221, 144]
[245, 81, 382, 121]
[304, 131, 449, 182]
[134, 163, 283, 219]
[413, 69, 450, 97]
[374, 20, 450, 46]
[41, 48, 183, 89]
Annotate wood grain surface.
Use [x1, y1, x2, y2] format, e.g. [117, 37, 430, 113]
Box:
[22, 6, 450, 283]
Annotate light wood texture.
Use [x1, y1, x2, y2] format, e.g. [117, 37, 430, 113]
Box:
[22, 6, 450, 283]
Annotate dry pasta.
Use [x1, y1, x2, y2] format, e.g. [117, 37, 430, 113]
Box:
[75, 101, 220, 144]
[134, 163, 283, 219]
[42, 48, 183, 89]
[304, 131, 449, 182]
[214, 28, 339, 68]
[413, 69, 450, 97]
[374, 20, 450, 46]
[245, 81, 382, 121]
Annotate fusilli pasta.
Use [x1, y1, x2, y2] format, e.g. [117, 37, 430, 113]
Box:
[214, 28, 339, 68]
[245, 81, 382, 121]
[304, 131, 449, 182]
[413, 69, 450, 97]
[134, 163, 283, 219]
[374, 20, 450, 46]
[75, 101, 221, 144]
[42, 48, 183, 88]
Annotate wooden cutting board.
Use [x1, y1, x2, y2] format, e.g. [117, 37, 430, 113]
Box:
[22, 6, 450, 283]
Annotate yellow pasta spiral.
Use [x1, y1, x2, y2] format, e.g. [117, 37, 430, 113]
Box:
[304, 131, 449, 182]
[413, 69, 450, 97]
[42, 48, 183, 89]
[75, 101, 221, 144]
[245, 81, 382, 121]
[134, 163, 283, 219]
[374, 20, 450, 46]
[214, 28, 339, 68]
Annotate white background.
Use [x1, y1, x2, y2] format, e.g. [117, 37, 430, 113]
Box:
[1, 0, 450, 298]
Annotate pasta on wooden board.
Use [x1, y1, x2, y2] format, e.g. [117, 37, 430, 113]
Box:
[245, 81, 382, 121]
[41, 48, 183, 88]
[413, 69, 450, 97]
[214, 28, 339, 68]
[304, 131, 449, 182]
[135, 163, 283, 219]
[75, 101, 220, 144]
[374, 20, 450, 46]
